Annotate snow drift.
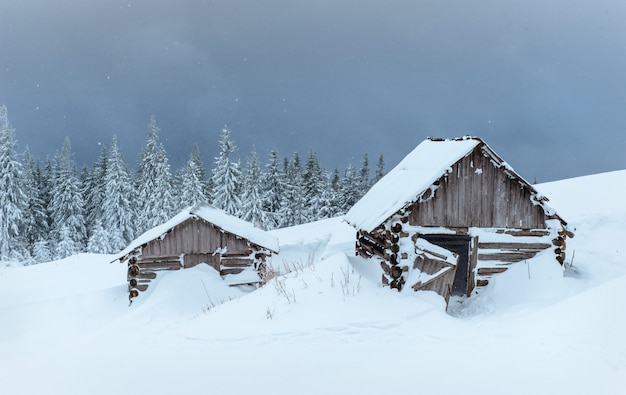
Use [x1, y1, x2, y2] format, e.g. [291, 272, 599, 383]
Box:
[1, 170, 625, 394]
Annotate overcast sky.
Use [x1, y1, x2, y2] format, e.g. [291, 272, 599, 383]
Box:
[1, 0, 625, 182]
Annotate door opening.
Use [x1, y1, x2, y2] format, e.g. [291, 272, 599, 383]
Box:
[421, 234, 471, 296]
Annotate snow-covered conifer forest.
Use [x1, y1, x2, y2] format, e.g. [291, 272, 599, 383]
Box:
[1, 102, 626, 393]
[0, 105, 380, 265]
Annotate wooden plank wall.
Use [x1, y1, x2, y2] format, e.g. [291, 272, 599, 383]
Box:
[127, 217, 265, 302]
[142, 217, 253, 257]
[408, 147, 547, 229]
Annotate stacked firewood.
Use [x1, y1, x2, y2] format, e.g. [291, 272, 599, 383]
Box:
[553, 227, 574, 265]
[127, 255, 181, 303]
[356, 219, 409, 291]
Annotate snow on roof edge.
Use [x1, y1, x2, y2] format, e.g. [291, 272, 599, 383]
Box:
[345, 136, 481, 232]
[114, 204, 279, 262]
[345, 136, 568, 232]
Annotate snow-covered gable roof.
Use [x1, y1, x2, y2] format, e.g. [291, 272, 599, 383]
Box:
[345, 136, 552, 232]
[115, 204, 279, 260]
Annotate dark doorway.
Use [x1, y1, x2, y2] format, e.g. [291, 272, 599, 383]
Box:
[421, 234, 471, 296]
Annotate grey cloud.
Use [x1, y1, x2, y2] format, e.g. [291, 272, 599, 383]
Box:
[1, 0, 625, 182]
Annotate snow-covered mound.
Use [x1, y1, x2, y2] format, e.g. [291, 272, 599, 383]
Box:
[1, 170, 625, 394]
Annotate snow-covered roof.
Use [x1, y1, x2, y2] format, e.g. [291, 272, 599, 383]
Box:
[345, 137, 481, 232]
[115, 204, 279, 260]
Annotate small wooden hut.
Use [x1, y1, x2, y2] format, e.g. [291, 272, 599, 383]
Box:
[114, 204, 279, 302]
[345, 136, 573, 306]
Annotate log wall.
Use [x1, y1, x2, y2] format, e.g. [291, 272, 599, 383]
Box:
[126, 217, 269, 303]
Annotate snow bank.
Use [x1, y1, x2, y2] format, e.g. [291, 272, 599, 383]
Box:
[1, 169, 626, 394]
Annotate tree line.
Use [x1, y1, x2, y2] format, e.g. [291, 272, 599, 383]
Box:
[0, 106, 385, 264]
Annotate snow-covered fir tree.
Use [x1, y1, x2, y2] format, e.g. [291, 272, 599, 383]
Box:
[84, 145, 108, 235]
[135, 116, 175, 233]
[176, 143, 209, 209]
[210, 128, 242, 215]
[302, 150, 327, 221]
[32, 238, 52, 264]
[49, 137, 87, 258]
[279, 153, 308, 227]
[318, 167, 342, 219]
[86, 219, 112, 254]
[101, 135, 135, 252]
[0, 105, 28, 260]
[55, 224, 79, 259]
[358, 153, 371, 198]
[21, 148, 49, 256]
[338, 163, 361, 214]
[261, 147, 285, 229]
[240, 148, 268, 228]
[373, 153, 385, 184]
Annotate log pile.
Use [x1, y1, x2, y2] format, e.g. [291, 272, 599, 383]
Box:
[127, 255, 182, 302]
[357, 220, 409, 291]
[553, 227, 574, 265]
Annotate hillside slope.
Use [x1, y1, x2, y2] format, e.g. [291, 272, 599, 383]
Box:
[1, 170, 625, 394]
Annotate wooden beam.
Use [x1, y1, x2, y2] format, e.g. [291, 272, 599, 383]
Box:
[478, 251, 538, 262]
[477, 267, 508, 276]
[478, 242, 550, 250]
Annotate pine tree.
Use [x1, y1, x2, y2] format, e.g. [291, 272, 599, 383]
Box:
[101, 135, 135, 252]
[261, 147, 285, 229]
[302, 150, 326, 221]
[40, 158, 53, 225]
[210, 128, 242, 215]
[135, 116, 175, 233]
[55, 224, 78, 259]
[49, 137, 86, 258]
[32, 238, 52, 263]
[358, 153, 371, 198]
[0, 105, 28, 260]
[279, 153, 308, 227]
[338, 163, 360, 214]
[177, 144, 209, 209]
[86, 220, 112, 254]
[84, 145, 108, 235]
[318, 168, 342, 219]
[21, 148, 49, 254]
[240, 148, 268, 227]
[374, 153, 385, 183]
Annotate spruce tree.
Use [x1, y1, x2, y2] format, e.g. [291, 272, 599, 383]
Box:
[135, 116, 175, 233]
[210, 128, 242, 215]
[338, 163, 360, 214]
[278, 153, 308, 227]
[84, 145, 108, 235]
[318, 168, 342, 219]
[177, 144, 209, 209]
[302, 150, 326, 221]
[86, 219, 112, 254]
[240, 148, 268, 227]
[261, 147, 285, 229]
[49, 137, 87, 258]
[55, 224, 78, 259]
[358, 153, 371, 198]
[374, 153, 385, 183]
[21, 148, 49, 255]
[0, 105, 28, 260]
[101, 135, 135, 252]
[32, 238, 52, 263]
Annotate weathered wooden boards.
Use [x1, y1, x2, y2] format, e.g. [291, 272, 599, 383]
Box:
[357, 223, 409, 291]
[352, 138, 574, 310]
[122, 217, 272, 303]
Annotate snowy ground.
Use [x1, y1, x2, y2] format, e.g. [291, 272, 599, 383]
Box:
[1, 170, 625, 394]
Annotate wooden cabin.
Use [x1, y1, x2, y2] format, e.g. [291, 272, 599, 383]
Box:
[345, 136, 574, 306]
[114, 204, 279, 302]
